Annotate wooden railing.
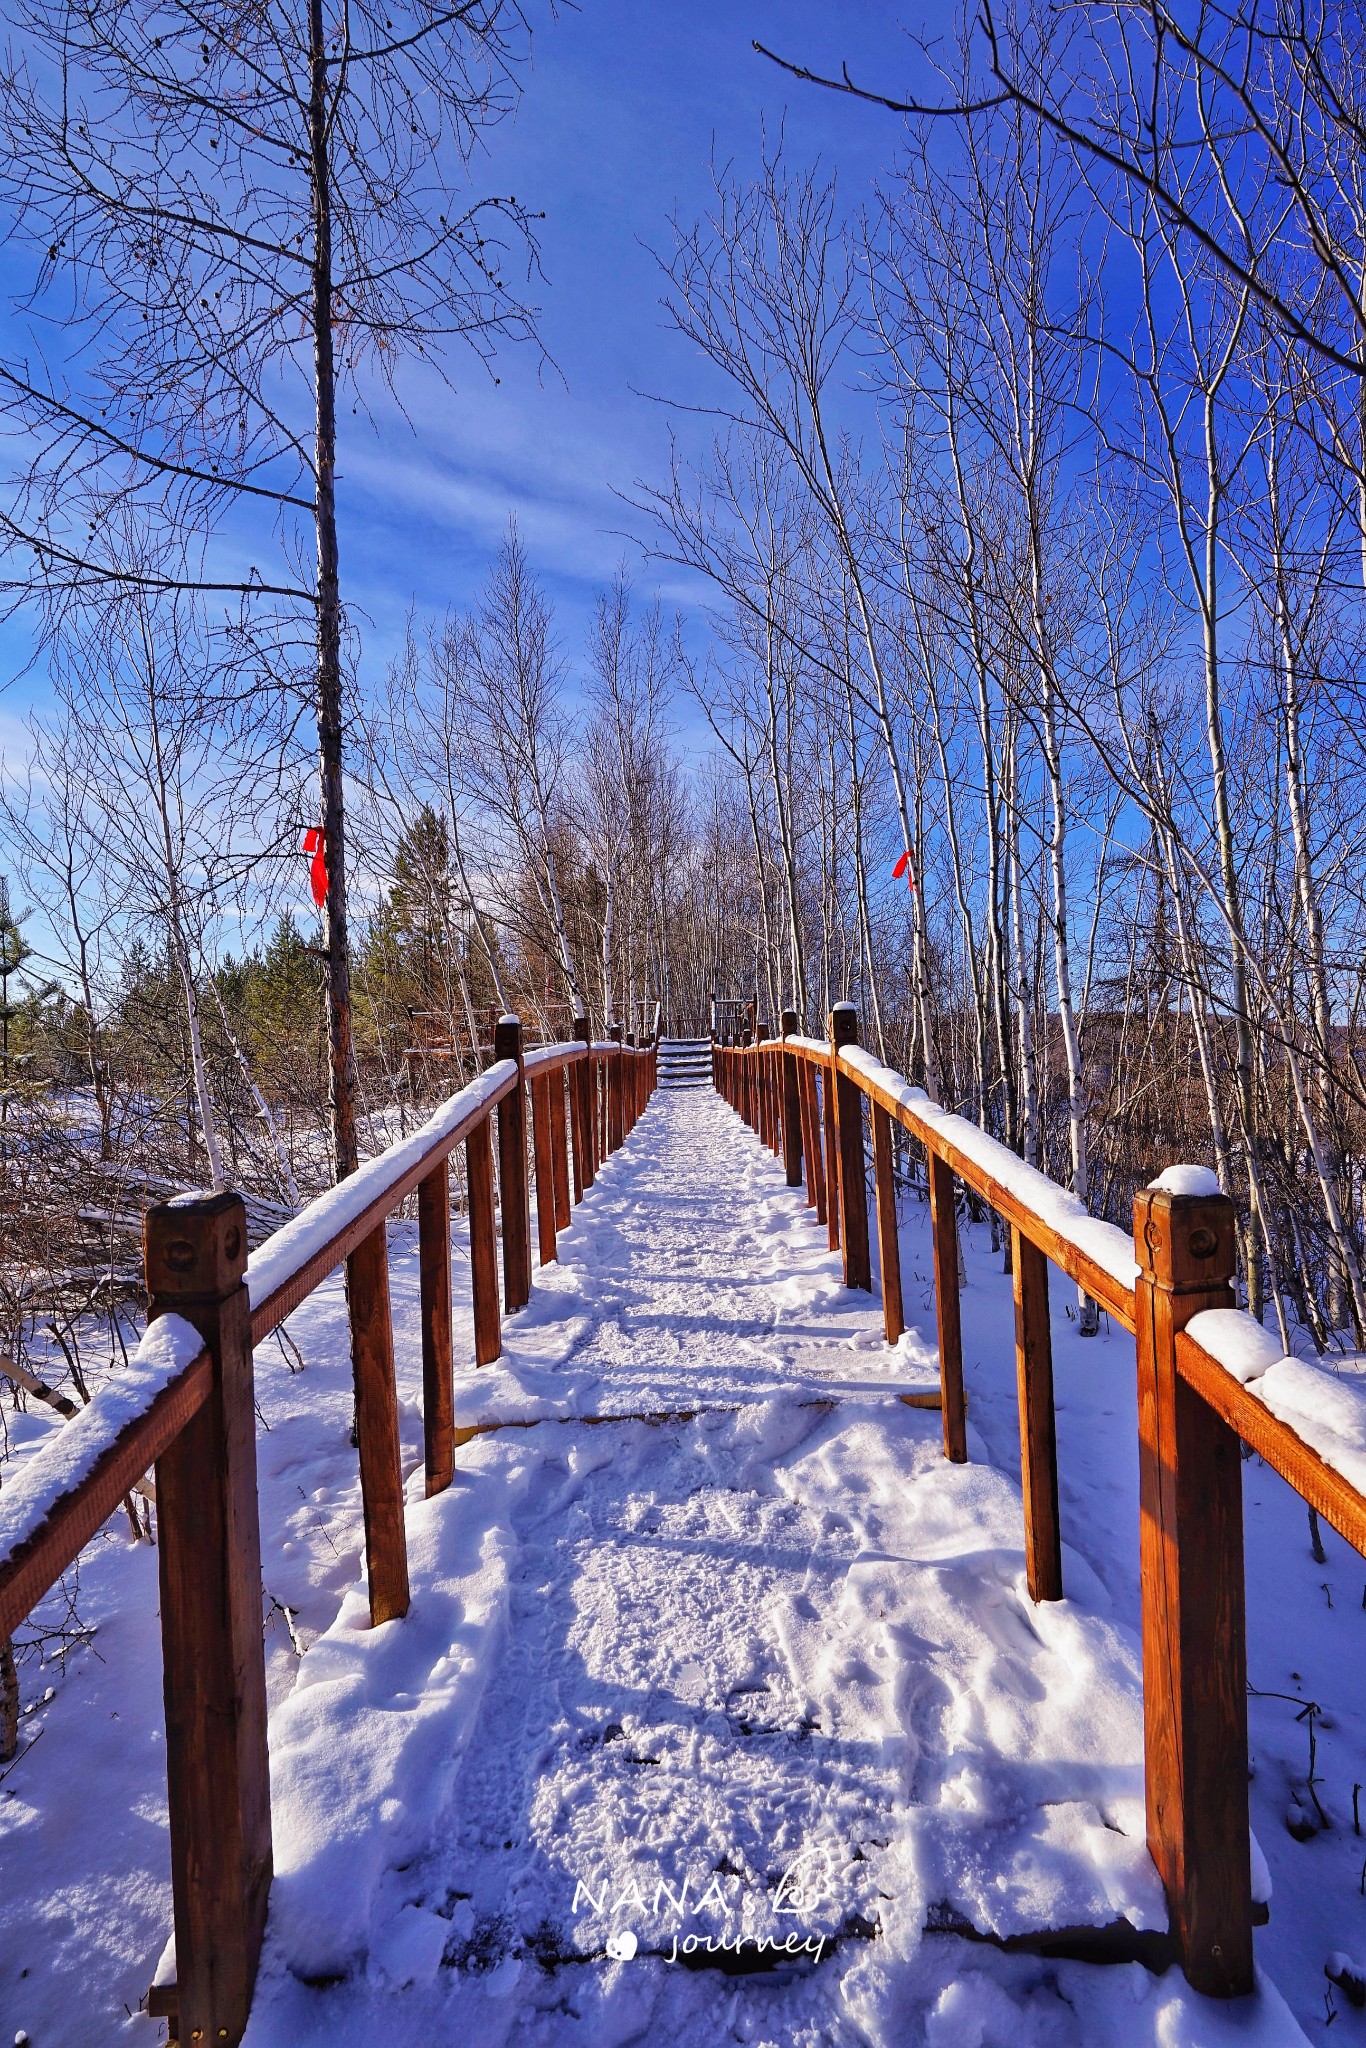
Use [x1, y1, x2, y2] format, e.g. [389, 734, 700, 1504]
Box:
[0, 1015, 656, 2046]
[714, 1003, 1366, 2002]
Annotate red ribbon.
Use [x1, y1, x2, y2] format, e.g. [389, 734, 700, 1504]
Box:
[892, 848, 916, 892]
[302, 827, 328, 910]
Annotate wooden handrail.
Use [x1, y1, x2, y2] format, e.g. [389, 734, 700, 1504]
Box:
[713, 1010, 1366, 2000]
[0, 1018, 659, 2046]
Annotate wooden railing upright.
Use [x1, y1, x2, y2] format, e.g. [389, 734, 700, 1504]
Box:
[0, 1016, 658, 2046]
[712, 1007, 1366, 2002]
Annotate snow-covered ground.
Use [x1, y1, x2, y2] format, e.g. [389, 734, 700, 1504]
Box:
[0, 1087, 1360, 2044]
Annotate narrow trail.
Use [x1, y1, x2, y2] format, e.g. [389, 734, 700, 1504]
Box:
[243, 1091, 1296, 2048]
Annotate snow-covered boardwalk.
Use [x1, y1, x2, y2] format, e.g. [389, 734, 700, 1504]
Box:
[231, 1088, 1302, 2047]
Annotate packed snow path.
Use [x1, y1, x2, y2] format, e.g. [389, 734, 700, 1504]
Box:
[241, 1089, 1303, 2048]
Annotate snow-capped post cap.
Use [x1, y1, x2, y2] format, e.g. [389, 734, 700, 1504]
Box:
[831, 1000, 857, 1014]
[498, 1012, 520, 1030]
[1134, 1171, 1236, 1298]
[1148, 1164, 1224, 1198]
[492, 1014, 523, 1067]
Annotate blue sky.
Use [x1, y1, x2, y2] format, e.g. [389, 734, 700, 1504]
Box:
[0, 2, 940, 765]
[328, 0, 933, 711]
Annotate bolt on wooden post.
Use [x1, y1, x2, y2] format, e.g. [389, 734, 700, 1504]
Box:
[145, 1192, 272, 2048]
[493, 1016, 531, 1313]
[828, 1005, 871, 1292]
[1133, 1181, 1253, 1998]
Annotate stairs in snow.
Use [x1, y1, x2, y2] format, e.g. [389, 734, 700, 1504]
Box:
[657, 1038, 713, 1090]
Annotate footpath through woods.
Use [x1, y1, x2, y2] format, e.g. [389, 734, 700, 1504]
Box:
[235, 1087, 1308, 2048]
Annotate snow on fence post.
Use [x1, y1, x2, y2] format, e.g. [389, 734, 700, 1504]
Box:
[829, 1006, 871, 1292]
[780, 1010, 803, 1189]
[871, 1096, 905, 1345]
[418, 1160, 454, 1496]
[344, 1211, 411, 1628]
[928, 1156, 967, 1463]
[1012, 1226, 1062, 1602]
[467, 1113, 502, 1366]
[608, 1024, 624, 1153]
[145, 1191, 272, 2047]
[531, 1070, 558, 1265]
[1133, 1180, 1253, 1998]
[493, 1017, 531, 1313]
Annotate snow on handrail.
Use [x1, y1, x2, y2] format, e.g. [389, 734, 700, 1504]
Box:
[0, 1313, 207, 1583]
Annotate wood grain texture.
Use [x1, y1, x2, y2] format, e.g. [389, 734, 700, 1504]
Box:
[1134, 1189, 1252, 1998]
[551, 1067, 572, 1229]
[147, 1193, 271, 2048]
[1011, 1225, 1062, 1603]
[346, 1221, 411, 1625]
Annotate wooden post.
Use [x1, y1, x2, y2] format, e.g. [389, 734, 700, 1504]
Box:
[608, 1025, 624, 1152]
[1012, 1225, 1062, 1602]
[820, 1060, 840, 1250]
[1133, 1184, 1252, 1998]
[418, 1164, 454, 1496]
[928, 1154, 967, 1463]
[829, 1006, 871, 1292]
[467, 1113, 501, 1366]
[531, 1071, 558, 1264]
[781, 1011, 803, 1188]
[871, 1101, 904, 1344]
[493, 1016, 531, 1313]
[146, 1193, 271, 2048]
[346, 1220, 411, 1624]
[552, 1066, 572, 1226]
[572, 1015, 595, 1191]
[801, 1056, 826, 1222]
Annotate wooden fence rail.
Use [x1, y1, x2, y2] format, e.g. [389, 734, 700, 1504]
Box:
[713, 1005, 1366, 2002]
[0, 1018, 657, 2046]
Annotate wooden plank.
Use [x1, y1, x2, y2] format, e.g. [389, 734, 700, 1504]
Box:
[531, 1071, 558, 1265]
[1012, 1225, 1062, 1602]
[418, 1163, 454, 1497]
[573, 1019, 596, 1185]
[248, 1065, 519, 1344]
[801, 1055, 826, 1222]
[1134, 1188, 1253, 1997]
[467, 1114, 502, 1367]
[493, 1017, 532, 1313]
[871, 1101, 904, 1345]
[1176, 1328, 1366, 1557]
[0, 1350, 210, 1639]
[929, 1153, 967, 1464]
[821, 1060, 841, 1250]
[146, 1192, 271, 2048]
[781, 1016, 804, 1189]
[608, 1026, 624, 1152]
[824, 1050, 1135, 1331]
[551, 1067, 572, 1230]
[829, 1008, 871, 1291]
[346, 1221, 411, 1625]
